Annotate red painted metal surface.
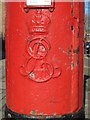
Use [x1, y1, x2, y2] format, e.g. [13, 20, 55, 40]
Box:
[5, 2, 84, 116]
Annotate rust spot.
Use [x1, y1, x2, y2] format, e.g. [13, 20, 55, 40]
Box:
[30, 110, 37, 115]
[73, 46, 80, 54]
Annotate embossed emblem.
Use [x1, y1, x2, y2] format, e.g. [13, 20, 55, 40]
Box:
[27, 37, 51, 59]
[20, 9, 61, 82]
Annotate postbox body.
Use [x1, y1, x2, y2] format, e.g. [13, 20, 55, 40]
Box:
[5, 2, 84, 119]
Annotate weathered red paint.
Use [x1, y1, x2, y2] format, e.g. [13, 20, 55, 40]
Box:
[5, 1, 84, 116]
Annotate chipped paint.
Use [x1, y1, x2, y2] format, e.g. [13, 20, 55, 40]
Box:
[38, 112, 43, 116]
[30, 110, 37, 115]
[71, 61, 74, 70]
[73, 46, 80, 54]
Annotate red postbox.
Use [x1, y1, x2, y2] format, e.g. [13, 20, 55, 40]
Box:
[5, 1, 85, 119]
